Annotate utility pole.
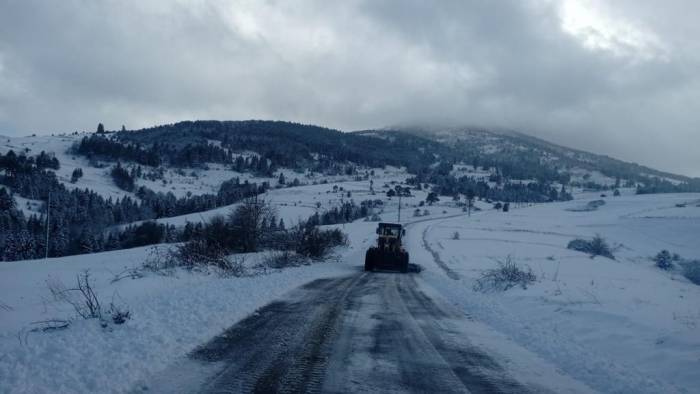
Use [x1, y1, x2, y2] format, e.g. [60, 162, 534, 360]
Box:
[397, 193, 402, 223]
[45, 192, 50, 259]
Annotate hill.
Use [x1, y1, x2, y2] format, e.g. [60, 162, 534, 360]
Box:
[1, 120, 699, 262]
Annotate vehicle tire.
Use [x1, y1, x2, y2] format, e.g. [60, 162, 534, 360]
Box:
[400, 252, 409, 273]
[364, 249, 374, 272]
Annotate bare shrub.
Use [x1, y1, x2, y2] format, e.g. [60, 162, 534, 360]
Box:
[567, 234, 614, 259]
[141, 246, 179, 274]
[216, 255, 246, 278]
[170, 240, 247, 276]
[171, 239, 226, 269]
[262, 250, 301, 269]
[474, 256, 537, 292]
[229, 195, 276, 253]
[452, 231, 460, 240]
[47, 270, 102, 320]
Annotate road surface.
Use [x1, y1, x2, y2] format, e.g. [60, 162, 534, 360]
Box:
[142, 269, 543, 394]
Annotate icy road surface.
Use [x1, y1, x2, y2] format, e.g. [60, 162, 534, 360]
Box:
[144, 272, 534, 393]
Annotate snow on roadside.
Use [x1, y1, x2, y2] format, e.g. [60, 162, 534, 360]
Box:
[410, 193, 700, 393]
[0, 245, 357, 394]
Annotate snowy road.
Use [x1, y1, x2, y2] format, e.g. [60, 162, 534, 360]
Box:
[144, 271, 532, 394]
[138, 213, 591, 394]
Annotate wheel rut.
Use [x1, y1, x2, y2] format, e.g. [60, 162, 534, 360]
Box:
[421, 224, 460, 280]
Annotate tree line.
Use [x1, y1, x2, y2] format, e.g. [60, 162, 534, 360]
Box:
[0, 150, 268, 261]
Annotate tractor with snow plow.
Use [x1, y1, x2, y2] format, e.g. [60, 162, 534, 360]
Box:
[364, 222, 410, 273]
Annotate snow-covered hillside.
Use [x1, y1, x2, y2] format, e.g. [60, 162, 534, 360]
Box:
[392, 126, 697, 190]
[0, 133, 410, 212]
[2, 126, 700, 393]
[0, 133, 132, 200]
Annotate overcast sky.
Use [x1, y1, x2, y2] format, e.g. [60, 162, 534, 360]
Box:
[1, 1, 698, 176]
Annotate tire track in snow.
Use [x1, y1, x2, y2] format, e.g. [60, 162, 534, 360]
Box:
[421, 224, 460, 280]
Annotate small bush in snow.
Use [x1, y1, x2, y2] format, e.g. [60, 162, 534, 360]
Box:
[172, 239, 224, 269]
[681, 261, 700, 286]
[171, 240, 246, 276]
[292, 225, 347, 259]
[653, 250, 673, 270]
[452, 231, 460, 240]
[473, 256, 537, 292]
[109, 303, 131, 325]
[47, 270, 102, 320]
[216, 255, 247, 277]
[262, 250, 301, 269]
[567, 234, 615, 259]
[141, 246, 178, 274]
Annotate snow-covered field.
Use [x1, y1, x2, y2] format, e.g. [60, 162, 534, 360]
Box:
[0, 245, 356, 393]
[1, 166, 699, 393]
[414, 192, 700, 393]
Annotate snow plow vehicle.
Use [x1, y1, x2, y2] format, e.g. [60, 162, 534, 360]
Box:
[364, 222, 410, 273]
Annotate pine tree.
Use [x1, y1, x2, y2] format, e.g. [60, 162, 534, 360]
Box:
[71, 168, 83, 183]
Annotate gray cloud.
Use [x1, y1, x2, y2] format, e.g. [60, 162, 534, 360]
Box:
[0, 0, 698, 176]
